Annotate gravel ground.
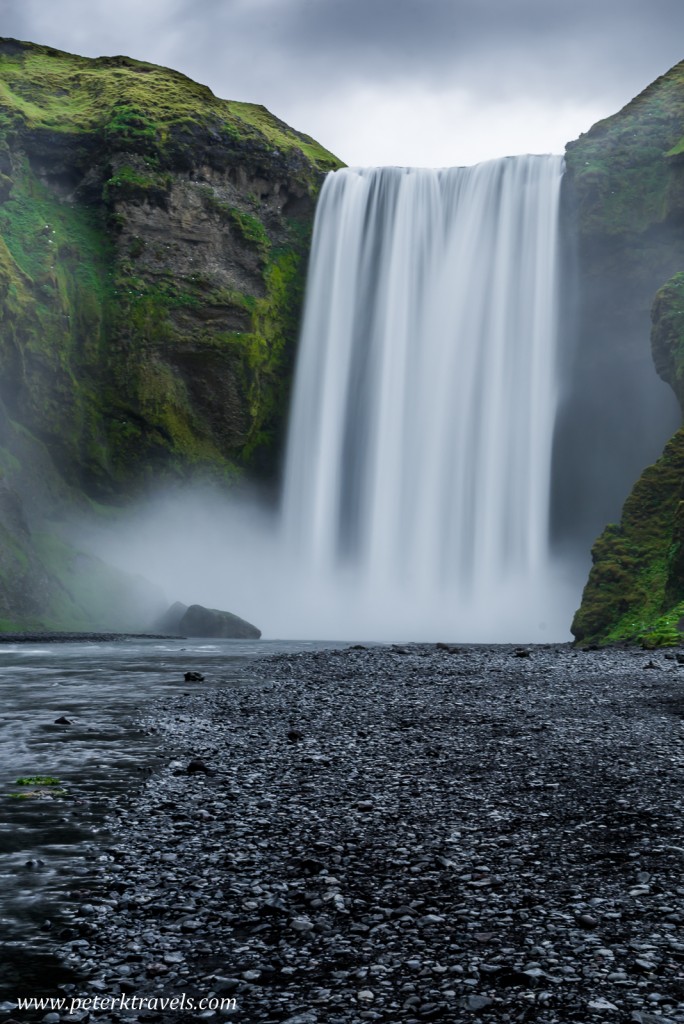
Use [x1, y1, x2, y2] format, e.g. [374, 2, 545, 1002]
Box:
[15, 642, 684, 1024]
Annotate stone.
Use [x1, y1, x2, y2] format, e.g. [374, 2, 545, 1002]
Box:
[177, 604, 261, 640]
[461, 995, 494, 1010]
[291, 915, 314, 931]
[40, 642, 684, 1023]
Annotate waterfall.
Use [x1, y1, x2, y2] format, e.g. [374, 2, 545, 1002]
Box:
[281, 156, 567, 641]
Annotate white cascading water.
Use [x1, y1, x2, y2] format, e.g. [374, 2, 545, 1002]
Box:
[280, 156, 569, 641]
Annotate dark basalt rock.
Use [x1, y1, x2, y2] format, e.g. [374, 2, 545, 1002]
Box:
[177, 603, 261, 639]
[54, 643, 684, 1024]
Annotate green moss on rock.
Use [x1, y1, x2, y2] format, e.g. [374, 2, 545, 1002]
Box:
[0, 37, 343, 630]
[572, 428, 684, 646]
[0, 39, 340, 180]
[0, 37, 342, 497]
[565, 62, 684, 238]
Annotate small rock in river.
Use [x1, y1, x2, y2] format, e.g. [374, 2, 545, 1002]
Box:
[184, 671, 204, 682]
[186, 759, 210, 775]
[54, 715, 72, 725]
[287, 729, 304, 742]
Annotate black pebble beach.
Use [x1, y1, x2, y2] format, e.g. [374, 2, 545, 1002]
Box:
[43, 644, 684, 1022]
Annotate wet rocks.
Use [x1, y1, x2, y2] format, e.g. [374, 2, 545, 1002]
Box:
[50, 643, 684, 1023]
[153, 602, 262, 639]
[177, 604, 261, 640]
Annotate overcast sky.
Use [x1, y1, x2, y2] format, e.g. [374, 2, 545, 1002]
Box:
[1, 0, 683, 167]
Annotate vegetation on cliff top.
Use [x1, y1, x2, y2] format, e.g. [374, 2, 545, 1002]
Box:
[564, 61, 684, 238]
[0, 38, 340, 177]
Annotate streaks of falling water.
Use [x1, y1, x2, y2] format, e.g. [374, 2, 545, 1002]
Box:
[281, 157, 566, 638]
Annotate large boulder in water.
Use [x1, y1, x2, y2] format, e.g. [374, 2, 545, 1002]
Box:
[177, 604, 261, 639]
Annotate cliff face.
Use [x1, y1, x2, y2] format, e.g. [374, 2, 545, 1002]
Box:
[555, 63, 684, 547]
[0, 39, 341, 629]
[568, 62, 684, 645]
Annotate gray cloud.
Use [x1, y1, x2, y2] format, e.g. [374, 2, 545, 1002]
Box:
[158, 0, 684, 105]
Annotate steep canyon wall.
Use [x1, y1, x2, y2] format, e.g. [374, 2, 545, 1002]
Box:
[566, 61, 684, 645]
[0, 38, 341, 628]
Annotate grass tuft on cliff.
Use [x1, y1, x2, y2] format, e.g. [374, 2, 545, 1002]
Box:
[0, 38, 340, 175]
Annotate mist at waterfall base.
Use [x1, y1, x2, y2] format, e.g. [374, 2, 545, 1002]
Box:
[89, 156, 589, 643]
[88, 483, 583, 642]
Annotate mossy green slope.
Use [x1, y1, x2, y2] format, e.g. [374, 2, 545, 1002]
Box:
[0, 37, 342, 497]
[0, 38, 342, 630]
[0, 39, 339, 176]
[572, 269, 684, 647]
[572, 427, 684, 647]
[564, 62, 684, 239]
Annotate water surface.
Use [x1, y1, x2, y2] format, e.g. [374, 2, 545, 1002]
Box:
[0, 636, 344, 1000]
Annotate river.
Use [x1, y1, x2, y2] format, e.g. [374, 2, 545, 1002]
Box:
[0, 636, 345, 1003]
